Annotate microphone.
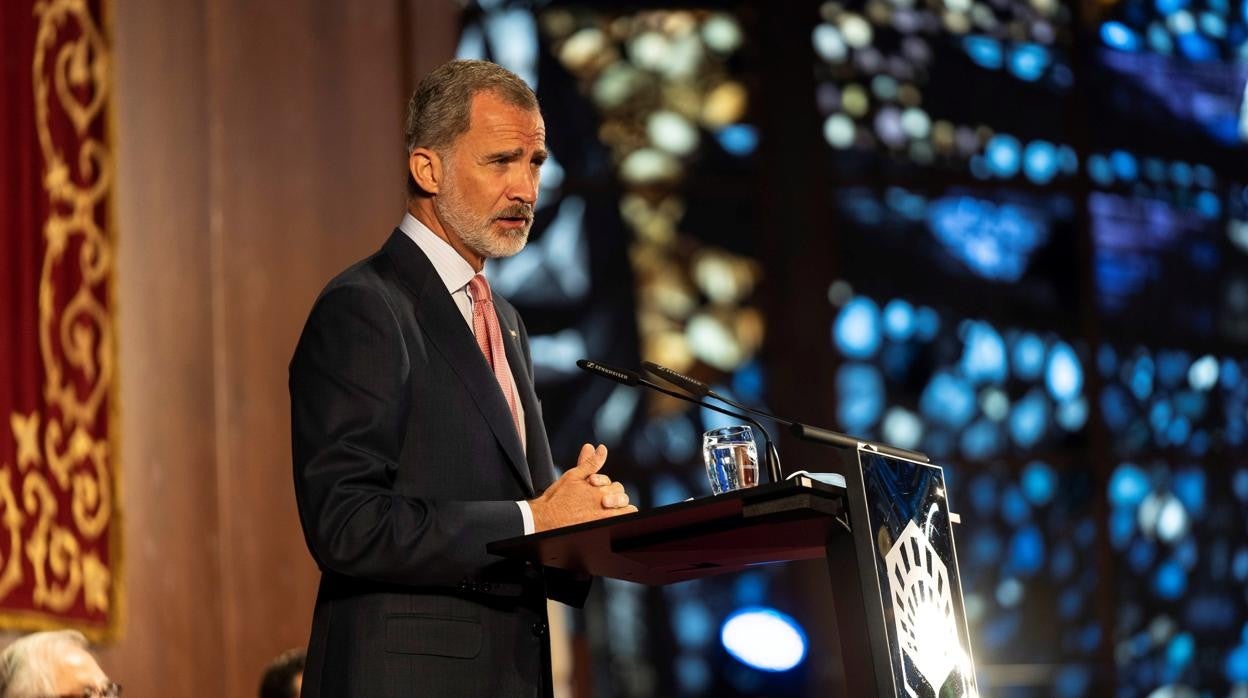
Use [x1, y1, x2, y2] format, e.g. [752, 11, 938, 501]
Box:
[640, 360, 930, 463]
[576, 359, 784, 484]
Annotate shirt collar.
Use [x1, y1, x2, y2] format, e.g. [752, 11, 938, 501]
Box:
[398, 213, 477, 295]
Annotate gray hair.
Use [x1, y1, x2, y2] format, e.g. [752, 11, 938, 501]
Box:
[0, 630, 89, 698]
[404, 59, 539, 197]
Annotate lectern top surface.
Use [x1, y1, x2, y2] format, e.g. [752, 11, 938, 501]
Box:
[488, 477, 846, 585]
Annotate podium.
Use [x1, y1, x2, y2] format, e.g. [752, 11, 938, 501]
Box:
[489, 447, 980, 697]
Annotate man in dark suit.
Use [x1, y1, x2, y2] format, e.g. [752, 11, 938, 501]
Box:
[290, 59, 637, 697]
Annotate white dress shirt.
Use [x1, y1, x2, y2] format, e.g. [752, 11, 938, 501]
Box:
[399, 213, 536, 535]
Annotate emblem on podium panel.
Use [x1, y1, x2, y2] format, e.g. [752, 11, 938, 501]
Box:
[885, 520, 960, 696]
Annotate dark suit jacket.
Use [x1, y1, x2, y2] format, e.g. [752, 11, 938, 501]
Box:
[290, 230, 588, 697]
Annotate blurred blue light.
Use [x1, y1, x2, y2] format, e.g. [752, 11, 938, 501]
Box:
[1128, 538, 1157, 572]
[1177, 32, 1217, 60]
[728, 359, 758, 404]
[1055, 665, 1092, 697]
[985, 135, 1022, 177]
[886, 188, 928, 222]
[1195, 191, 1222, 219]
[1157, 350, 1190, 388]
[1109, 463, 1150, 508]
[1008, 44, 1050, 81]
[1110, 506, 1136, 549]
[673, 600, 714, 648]
[969, 530, 1002, 566]
[1155, 0, 1190, 14]
[676, 656, 710, 693]
[1234, 548, 1248, 581]
[1188, 354, 1220, 390]
[1193, 164, 1216, 188]
[717, 124, 759, 156]
[969, 155, 992, 181]
[1110, 150, 1139, 181]
[964, 35, 1004, 69]
[1170, 160, 1194, 187]
[721, 608, 808, 672]
[1009, 525, 1045, 577]
[969, 475, 998, 515]
[927, 196, 1049, 282]
[1154, 560, 1187, 599]
[919, 372, 976, 429]
[834, 297, 882, 359]
[1226, 644, 1248, 682]
[962, 321, 1008, 384]
[1001, 485, 1030, 525]
[961, 419, 1003, 460]
[1148, 22, 1174, 53]
[1199, 12, 1227, 37]
[1058, 146, 1079, 175]
[1173, 468, 1206, 514]
[1143, 157, 1167, 181]
[1098, 345, 1118, 377]
[1021, 461, 1057, 505]
[1052, 542, 1077, 580]
[914, 306, 940, 340]
[1012, 333, 1045, 380]
[882, 298, 916, 341]
[1222, 359, 1243, 389]
[1046, 342, 1083, 401]
[1023, 140, 1060, 184]
[1057, 396, 1089, 431]
[652, 475, 691, 507]
[734, 572, 768, 606]
[836, 363, 884, 433]
[1131, 355, 1155, 400]
[1009, 389, 1048, 449]
[1234, 469, 1248, 502]
[1088, 154, 1113, 186]
[1102, 21, 1141, 50]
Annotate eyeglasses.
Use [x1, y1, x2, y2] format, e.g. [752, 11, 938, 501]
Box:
[45, 682, 122, 698]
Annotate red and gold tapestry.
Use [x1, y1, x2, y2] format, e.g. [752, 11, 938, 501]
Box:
[0, 0, 119, 639]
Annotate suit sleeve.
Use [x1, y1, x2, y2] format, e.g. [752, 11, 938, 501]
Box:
[290, 283, 524, 589]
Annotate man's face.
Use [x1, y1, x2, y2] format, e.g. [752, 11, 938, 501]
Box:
[434, 90, 546, 260]
[49, 645, 110, 695]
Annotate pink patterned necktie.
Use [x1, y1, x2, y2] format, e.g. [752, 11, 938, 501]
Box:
[468, 274, 524, 445]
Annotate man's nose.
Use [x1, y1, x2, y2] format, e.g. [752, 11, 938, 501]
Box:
[509, 168, 539, 205]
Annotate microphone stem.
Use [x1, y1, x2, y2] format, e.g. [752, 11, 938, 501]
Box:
[705, 391, 931, 463]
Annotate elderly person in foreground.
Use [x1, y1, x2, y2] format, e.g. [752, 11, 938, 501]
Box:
[0, 630, 118, 698]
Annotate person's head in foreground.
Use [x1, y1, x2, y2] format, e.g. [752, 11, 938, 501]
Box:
[259, 647, 304, 698]
[0, 630, 118, 698]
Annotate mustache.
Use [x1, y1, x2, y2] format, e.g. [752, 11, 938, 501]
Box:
[494, 204, 534, 222]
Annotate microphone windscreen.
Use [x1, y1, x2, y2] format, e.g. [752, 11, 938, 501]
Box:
[641, 361, 710, 397]
[576, 359, 641, 386]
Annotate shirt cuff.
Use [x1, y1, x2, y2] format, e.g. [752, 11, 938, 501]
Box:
[516, 500, 535, 535]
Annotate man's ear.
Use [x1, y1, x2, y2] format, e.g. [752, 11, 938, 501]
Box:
[409, 147, 443, 195]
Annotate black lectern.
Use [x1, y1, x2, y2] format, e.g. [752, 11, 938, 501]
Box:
[488, 447, 980, 697]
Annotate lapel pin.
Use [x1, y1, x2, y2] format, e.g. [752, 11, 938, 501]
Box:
[508, 329, 518, 339]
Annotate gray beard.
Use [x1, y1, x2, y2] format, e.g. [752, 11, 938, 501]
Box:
[435, 184, 530, 260]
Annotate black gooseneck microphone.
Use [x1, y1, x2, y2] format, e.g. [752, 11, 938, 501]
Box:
[576, 359, 784, 484]
[640, 360, 930, 463]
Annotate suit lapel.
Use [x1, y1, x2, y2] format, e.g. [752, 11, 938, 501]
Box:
[495, 305, 556, 492]
[382, 231, 535, 496]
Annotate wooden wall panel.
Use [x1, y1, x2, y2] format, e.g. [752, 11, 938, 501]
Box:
[104, 1, 458, 696]
[105, 0, 225, 694]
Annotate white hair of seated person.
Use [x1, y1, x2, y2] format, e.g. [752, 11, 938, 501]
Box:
[0, 630, 91, 698]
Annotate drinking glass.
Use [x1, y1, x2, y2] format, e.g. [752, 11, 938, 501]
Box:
[702, 425, 759, 494]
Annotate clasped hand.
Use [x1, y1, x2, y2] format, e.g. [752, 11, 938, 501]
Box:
[529, 444, 637, 533]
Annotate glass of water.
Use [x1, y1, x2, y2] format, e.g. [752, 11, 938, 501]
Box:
[702, 425, 760, 495]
